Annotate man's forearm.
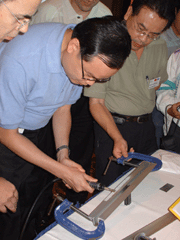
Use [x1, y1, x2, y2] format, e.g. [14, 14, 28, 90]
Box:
[0, 126, 96, 193]
[89, 98, 129, 157]
[52, 105, 71, 161]
[156, 89, 175, 114]
[89, 98, 123, 142]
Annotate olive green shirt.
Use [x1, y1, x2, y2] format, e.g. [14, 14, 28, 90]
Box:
[84, 38, 168, 116]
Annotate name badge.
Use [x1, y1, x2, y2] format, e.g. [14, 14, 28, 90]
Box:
[146, 77, 160, 89]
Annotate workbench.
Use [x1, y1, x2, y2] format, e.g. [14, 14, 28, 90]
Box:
[35, 150, 180, 240]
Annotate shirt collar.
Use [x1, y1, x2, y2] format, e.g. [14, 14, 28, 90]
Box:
[46, 23, 75, 73]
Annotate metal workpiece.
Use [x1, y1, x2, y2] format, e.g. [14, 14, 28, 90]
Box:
[123, 212, 176, 240]
[89, 161, 156, 226]
[133, 233, 156, 240]
[53, 153, 163, 239]
[55, 195, 93, 222]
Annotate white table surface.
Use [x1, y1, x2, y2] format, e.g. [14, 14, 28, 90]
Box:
[36, 150, 180, 240]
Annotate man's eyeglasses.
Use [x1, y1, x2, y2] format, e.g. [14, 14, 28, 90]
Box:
[1, 0, 31, 30]
[81, 56, 111, 83]
[134, 21, 160, 41]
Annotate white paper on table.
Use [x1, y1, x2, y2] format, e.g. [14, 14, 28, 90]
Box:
[152, 149, 180, 174]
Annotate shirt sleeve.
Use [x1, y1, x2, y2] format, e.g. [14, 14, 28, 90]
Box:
[156, 51, 180, 115]
[159, 42, 168, 84]
[31, 3, 59, 24]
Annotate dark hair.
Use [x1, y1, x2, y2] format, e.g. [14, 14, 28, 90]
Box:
[72, 16, 131, 69]
[131, 0, 176, 31]
[174, 0, 180, 12]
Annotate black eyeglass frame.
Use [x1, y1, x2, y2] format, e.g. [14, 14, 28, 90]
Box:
[81, 56, 111, 83]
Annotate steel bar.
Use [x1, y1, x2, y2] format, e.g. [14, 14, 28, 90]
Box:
[89, 161, 156, 226]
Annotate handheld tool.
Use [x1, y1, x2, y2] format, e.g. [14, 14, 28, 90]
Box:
[87, 181, 115, 192]
[54, 153, 162, 239]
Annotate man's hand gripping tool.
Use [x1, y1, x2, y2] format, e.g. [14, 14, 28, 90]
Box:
[104, 152, 162, 175]
[54, 181, 113, 240]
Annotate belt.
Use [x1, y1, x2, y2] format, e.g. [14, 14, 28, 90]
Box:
[111, 112, 151, 124]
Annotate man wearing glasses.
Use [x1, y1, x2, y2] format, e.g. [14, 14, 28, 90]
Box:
[0, 0, 40, 42]
[0, 16, 131, 240]
[0, 0, 41, 214]
[31, 0, 112, 205]
[84, 0, 176, 186]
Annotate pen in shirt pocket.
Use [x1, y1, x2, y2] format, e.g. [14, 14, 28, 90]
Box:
[146, 76, 149, 83]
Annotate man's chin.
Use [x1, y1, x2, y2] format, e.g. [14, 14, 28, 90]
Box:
[131, 39, 147, 51]
[80, 5, 96, 12]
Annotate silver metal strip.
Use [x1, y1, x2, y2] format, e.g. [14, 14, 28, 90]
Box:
[122, 212, 176, 240]
[89, 161, 156, 226]
[55, 195, 93, 222]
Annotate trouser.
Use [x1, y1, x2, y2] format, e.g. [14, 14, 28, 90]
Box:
[66, 95, 94, 204]
[168, 121, 180, 154]
[0, 121, 56, 240]
[152, 106, 164, 148]
[94, 118, 158, 187]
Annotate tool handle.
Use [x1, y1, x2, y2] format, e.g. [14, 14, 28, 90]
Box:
[87, 181, 104, 191]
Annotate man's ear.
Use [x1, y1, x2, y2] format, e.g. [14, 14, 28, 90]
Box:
[67, 38, 80, 54]
[124, 6, 133, 20]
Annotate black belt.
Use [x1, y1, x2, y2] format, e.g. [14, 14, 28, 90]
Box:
[111, 112, 151, 124]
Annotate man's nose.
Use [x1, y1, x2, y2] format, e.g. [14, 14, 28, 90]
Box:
[19, 24, 29, 34]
